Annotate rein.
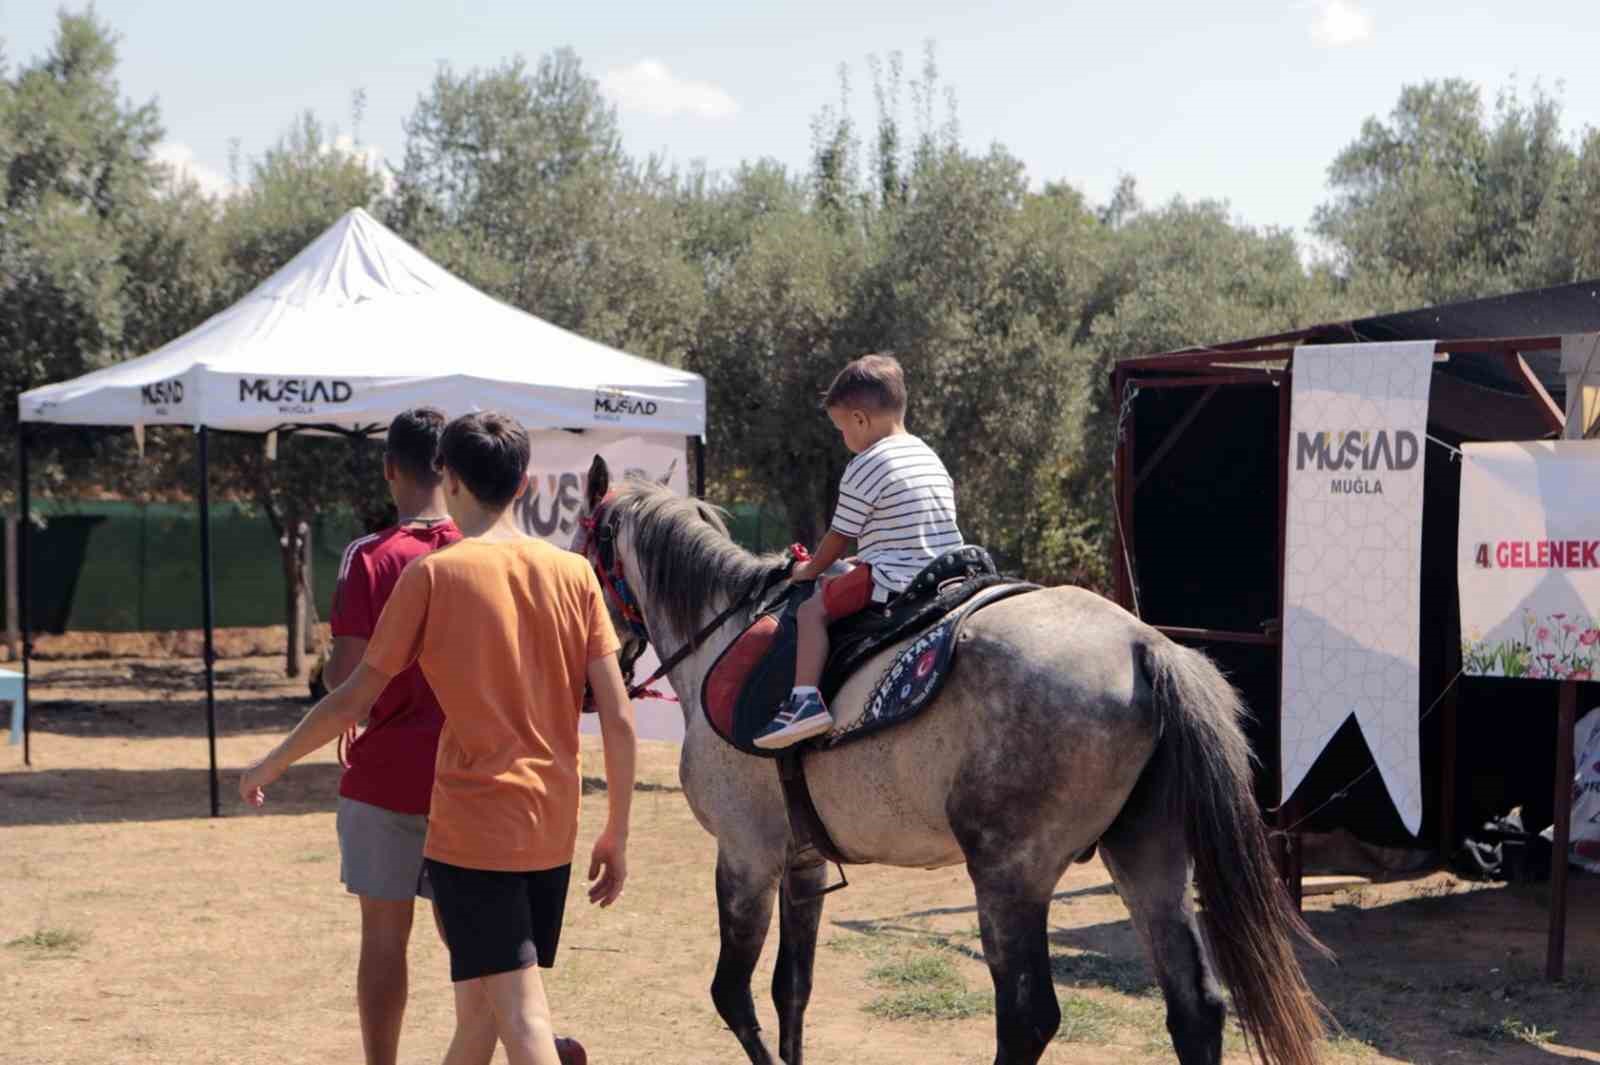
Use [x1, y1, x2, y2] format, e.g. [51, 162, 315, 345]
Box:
[622, 561, 796, 700]
[579, 495, 807, 700]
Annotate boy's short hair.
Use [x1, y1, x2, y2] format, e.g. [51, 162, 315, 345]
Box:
[822, 353, 907, 416]
[437, 412, 530, 508]
[385, 407, 447, 487]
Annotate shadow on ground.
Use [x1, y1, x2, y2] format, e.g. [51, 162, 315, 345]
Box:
[833, 876, 1600, 1063]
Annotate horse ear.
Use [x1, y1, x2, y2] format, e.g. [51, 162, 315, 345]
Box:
[586, 454, 610, 510]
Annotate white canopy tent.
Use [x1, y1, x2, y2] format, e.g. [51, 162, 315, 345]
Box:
[16, 208, 706, 813]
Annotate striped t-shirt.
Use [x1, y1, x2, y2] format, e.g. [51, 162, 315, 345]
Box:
[830, 433, 963, 600]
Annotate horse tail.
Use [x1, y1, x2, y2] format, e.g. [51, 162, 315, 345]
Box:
[1141, 638, 1331, 1065]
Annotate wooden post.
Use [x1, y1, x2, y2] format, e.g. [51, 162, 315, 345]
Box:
[1548, 679, 1577, 981]
[1274, 369, 1302, 905]
[300, 522, 316, 654]
[4, 516, 17, 661]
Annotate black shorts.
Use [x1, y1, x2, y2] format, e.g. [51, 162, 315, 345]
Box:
[425, 859, 572, 983]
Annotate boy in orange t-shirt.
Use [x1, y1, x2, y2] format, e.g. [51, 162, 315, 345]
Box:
[241, 411, 637, 1065]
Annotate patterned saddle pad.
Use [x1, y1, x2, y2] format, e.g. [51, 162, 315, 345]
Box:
[700, 549, 1035, 757]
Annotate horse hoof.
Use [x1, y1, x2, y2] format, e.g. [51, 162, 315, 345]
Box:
[557, 1036, 588, 1065]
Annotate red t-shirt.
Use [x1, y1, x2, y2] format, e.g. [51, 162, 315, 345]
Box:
[331, 521, 461, 815]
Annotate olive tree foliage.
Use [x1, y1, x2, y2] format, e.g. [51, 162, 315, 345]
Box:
[390, 50, 702, 365]
[0, 11, 223, 507]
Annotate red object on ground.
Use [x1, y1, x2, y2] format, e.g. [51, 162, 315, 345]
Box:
[556, 1036, 588, 1065]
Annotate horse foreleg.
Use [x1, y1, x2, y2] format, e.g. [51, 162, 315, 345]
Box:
[771, 863, 827, 1064]
[970, 875, 1059, 1065]
[712, 852, 782, 1064]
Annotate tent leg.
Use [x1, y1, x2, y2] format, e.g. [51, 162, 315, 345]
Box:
[198, 428, 220, 818]
[18, 423, 30, 767]
[1548, 679, 1576, 981]
[693, 436, 706, 498]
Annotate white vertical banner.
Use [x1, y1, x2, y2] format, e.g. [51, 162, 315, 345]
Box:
[1458, 441, 1600, 680]
[516, 430, 690, 742]
[1281, 341, 1435, 835]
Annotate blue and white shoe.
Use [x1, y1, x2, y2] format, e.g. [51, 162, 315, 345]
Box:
[754, 690, 834, 749]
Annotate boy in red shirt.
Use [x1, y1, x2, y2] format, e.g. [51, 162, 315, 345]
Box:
[323, 407, 460, 1065]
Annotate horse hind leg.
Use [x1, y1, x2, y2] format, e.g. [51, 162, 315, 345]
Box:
[1099, 779, 1227, 1065]
[771, 862, 827, 1064]
[967, 869, 1060, 1065]
[712, 851, 783, 1064]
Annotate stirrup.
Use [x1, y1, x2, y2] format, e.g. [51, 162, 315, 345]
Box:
[786, 853, 850, 903]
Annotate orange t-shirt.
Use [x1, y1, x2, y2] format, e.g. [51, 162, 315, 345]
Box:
[362, 537, 621, 872]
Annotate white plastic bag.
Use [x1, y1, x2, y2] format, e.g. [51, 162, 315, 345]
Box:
[1572, 707, 1600, 874]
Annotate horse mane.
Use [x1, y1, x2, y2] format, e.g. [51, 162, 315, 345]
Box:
[612, 478, 788, 639]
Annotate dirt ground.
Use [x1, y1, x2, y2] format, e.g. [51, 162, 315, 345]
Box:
[3, 656, 1598, 1065]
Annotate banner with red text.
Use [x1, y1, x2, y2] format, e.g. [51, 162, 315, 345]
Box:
[1459, 441, 1600, 681]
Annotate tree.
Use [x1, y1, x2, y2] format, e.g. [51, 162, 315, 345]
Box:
[1315, 80, 1577, 302]
[0, 10, 169, 505]
[392, 51, 700, 363]
[209, 113, 388, 675]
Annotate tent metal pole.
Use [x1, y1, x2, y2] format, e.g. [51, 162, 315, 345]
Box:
[694, 436, 706, 498]
[18, 422, 31, 767]
[198, 427, 220, 817]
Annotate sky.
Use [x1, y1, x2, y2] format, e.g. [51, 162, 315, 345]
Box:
[4, 1, 1599, 240]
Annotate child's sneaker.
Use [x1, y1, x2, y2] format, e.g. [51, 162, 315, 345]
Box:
[754, 690, 834, 749]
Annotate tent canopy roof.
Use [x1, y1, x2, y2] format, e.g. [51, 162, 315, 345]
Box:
[19, 208, 705, 437]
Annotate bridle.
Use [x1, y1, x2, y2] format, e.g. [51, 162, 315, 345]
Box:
[577, 494, 806, 700]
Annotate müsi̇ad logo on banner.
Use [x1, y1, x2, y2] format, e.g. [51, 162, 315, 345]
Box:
[593, 386, 659, 424]
[238, 378, 354, 416]
[140, 377, 186, 416]
[1294, 428, 1420, 495]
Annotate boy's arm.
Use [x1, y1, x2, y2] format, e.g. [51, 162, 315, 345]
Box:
[238, 664, 390, 806]
[793, 530, 851, 582]
[585, 651, 636, 907]
[322, 637, 368, 690]
[325, 547, 377, 690]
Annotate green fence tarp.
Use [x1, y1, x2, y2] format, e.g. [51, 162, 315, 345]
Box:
[10, 499, 787, 634]
[11, 501, 364, 633]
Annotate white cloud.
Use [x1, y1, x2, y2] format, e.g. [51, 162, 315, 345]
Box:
[600, 60, 738, 120]
[153, 141, 235, 199]
[1309, 0, 1374, 47]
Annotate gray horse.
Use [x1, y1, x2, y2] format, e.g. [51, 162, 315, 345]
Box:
[575, 462, 1328, 1065]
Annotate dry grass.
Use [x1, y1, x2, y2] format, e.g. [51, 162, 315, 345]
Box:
[3, 656, 1599, 1064]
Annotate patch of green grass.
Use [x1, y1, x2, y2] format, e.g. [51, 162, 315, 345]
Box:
[6, 927, 89, 954]
[863, 947, 992, 1021]
[866, 984, 992, 1021]
[293, 852, 331, 864]
[1457, 1017, 1557, 1045]
[1053, 994, 1121, 1043]
[869, 951, 963, 987]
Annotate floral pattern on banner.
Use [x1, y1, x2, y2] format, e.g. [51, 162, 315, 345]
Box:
[1461, 610, 1600, 680]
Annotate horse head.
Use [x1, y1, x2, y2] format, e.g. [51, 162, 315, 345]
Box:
[572, 454, 732, 680]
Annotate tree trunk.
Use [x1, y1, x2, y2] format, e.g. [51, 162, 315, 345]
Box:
[281, 526, 305, 679]
[5, 516, 18, 661]
[299, 521, 317, 654]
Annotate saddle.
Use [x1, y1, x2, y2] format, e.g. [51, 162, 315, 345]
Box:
[699, 546, 1038, 879]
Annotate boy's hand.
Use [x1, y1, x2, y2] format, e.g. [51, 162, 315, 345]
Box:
[791, 559, 823, 583]
[237, 756, 283, 808]
[586, 827, 628, 907]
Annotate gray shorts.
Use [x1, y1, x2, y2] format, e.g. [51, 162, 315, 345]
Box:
[336, 797, 433, 901]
